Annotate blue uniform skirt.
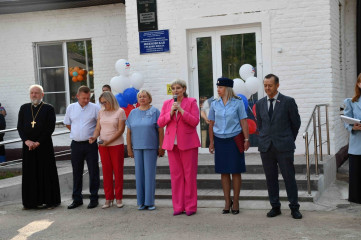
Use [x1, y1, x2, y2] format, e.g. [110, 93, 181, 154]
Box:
[214, 135, 246, 174]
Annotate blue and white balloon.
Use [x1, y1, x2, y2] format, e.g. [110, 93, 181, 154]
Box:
[115, 59, 131, 76]
[239, 64, 255, 81]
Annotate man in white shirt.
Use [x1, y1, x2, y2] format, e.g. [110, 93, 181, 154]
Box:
[64, 86, 101, 209]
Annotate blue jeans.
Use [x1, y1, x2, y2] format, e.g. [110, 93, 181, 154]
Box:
[134, 149, 158, 206]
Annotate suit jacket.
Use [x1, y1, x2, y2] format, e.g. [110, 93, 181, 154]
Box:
[344, 97, 361, 155]
[158, 97, 200, 151]
[256, 93, 301, 152]
[0, 114, 5, 139]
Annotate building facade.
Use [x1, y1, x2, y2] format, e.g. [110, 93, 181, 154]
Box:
[0, 0, 359, 155]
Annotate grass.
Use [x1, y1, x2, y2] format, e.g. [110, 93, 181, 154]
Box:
[0, 172, 21, 180]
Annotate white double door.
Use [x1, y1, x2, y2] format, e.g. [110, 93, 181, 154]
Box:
[189, 27, 263, 153]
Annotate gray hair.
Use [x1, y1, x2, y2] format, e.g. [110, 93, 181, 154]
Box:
[29, 84, 44, 93]
[170, 79, 188, 97]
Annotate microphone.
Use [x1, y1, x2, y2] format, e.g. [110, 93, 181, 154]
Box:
[173, 95, 178, 112]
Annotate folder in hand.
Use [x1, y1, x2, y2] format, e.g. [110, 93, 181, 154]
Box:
[341, 115, 361, 125]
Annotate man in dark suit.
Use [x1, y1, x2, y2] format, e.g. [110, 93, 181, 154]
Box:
[256, 74, 302, 219]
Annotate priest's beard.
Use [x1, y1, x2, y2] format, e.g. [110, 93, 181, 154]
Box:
[31, 99, 42, 106]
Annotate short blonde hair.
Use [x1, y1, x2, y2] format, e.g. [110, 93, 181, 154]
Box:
[170, 79, 188, 97]
[99, 91, 119, 111]
[29, 84, 44, 93]
[137, 89, 152, 103]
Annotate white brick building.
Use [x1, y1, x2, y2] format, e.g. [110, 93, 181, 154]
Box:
[0, 0, 359, 156]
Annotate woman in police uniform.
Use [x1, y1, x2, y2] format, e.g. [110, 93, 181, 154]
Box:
[208, 77, 250, 214]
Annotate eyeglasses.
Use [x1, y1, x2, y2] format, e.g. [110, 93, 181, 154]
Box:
[100, 101, 108, 105]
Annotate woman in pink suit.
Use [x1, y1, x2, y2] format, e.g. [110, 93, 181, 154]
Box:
[158, 79, 200, 216]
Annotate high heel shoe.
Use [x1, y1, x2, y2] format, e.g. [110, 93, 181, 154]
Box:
[116, 199, 124, 208]
[102, 200, 113, 209]
[231, 201, 239, 215]
[222, 200, 233, 214]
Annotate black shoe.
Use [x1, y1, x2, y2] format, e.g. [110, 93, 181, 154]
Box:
[222, 200, 233, 214]
[87, 200, 99, 209]
[231, 200, 239, 214]
[291, 209, 302, 219]
[267, 208, 281, 218]
[231, 209, 240, 215]
[68, 201, 83, 209]
[222, 209, 230, 214]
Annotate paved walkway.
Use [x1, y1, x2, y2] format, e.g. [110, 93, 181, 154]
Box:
[1, 174, 361, 240]
[1, 196, 361, 240]
[1, 142, 361, 239]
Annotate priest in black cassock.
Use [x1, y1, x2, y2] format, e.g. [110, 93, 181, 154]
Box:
[17, 84, 61, 209]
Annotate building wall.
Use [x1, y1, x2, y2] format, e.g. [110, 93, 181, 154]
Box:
[330, 0, 345, 155]
[330, 0, 358, 154]
[125, 0, 356, 154]
[345, 0, 358, 96]
[0, 3, 127, 131]
[0, 0, 358, 154]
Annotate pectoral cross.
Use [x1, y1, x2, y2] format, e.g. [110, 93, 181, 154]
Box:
[31, 120, 36, 128]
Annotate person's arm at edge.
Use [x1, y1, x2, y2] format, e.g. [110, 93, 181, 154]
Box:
[240, 118, 250, 151]
[89, 117, 101, 144]
[288, 98, 301, 141]
[158, 101, 172, 128]
[126, 127, 134, 158]
[180, 98, 200, 127]
[158, 127, 165, 157]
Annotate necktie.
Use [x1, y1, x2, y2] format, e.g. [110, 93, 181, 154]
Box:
[268, 99, 275, 119]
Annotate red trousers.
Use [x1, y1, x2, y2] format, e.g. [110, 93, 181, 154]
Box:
[168, 146, 198, 212]
[98, 144, 124, 200]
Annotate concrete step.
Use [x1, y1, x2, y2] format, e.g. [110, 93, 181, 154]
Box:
[123, 153, 324, 175]
[84, 189, 316, 202]
[100, 173, 320, 191]
[123, 164, 323, 175]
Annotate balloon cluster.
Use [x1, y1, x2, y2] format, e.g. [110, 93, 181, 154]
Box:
[233, 64, 261, 100]
[233, 64, 261, 135]
[69, 67, 88, 82]
[236, 93, 257, 135]
[110, 59, 145, 117]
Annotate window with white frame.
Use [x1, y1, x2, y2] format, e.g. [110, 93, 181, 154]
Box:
[35, 40, 94, 115]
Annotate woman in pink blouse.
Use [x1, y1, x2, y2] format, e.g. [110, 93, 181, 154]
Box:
[89, 91, 126, 209]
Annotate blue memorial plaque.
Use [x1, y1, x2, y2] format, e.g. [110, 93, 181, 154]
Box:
[139, 29, 170, 54]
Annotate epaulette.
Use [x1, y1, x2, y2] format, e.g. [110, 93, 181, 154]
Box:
[234, 96, 242, 100]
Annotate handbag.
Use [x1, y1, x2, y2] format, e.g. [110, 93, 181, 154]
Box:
[233, 132, 245, 153]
